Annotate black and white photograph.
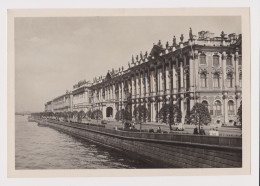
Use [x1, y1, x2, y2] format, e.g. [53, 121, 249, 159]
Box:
[7, 8, 251, 177]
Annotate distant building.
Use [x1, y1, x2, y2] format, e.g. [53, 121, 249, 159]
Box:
[44, 101, 53, 112]
[72, 80, 92, 112]
[45, 29, 242, 125]
[51, 91, 72, 113]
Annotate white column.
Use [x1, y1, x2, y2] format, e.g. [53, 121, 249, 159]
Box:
[224, 98, 228, 124]
[140, 72, 143, 98]
[118, 83, 121, 102]
[121, 81, 124, 101]
[194, 52, 199, 88]
[172, 62, 177, 94]
[165, 65, 169, 92]
[189, 54, 195, 110]
[146, 71, 149, 96]
[135, 74, 138, 98]
[222, 52, 227, 89]
[180, 61, 184, 89]
[131, 76, 134, 97]
[235, 52, 239, 88]
[113, 84, 115, 100]
[150, 70, 154, 94]
[157, 68, 161, 93]
[151, 102, 156, 122]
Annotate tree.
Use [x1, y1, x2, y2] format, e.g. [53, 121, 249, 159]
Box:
[237, 101, 242, 125]
[91, 110, 103, 120]
[66, 111, 73, 122]
[54, 112, 60, 120]
[72, 111, 78, 122]
[86, 110, 92, 119]
[187, 103, 211, 132]
[78, 110, 86, 122]
[115, 109, 132, 122]
[158, 104, 182, 131]
[49, 112, 54, 118]
[133, 105, 149, 130]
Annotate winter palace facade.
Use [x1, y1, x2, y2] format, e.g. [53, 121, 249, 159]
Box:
[45, 29, 242, 125]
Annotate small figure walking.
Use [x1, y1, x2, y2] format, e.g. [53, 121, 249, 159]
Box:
[193, 126, 199, 135]
[199, 126, 206, 135]
[157, 126, 162, 133]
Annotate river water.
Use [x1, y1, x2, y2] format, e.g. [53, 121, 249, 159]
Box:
[15, 115, 151, 169]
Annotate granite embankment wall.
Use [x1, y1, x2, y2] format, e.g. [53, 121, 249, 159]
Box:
[38, 119, 242, 168]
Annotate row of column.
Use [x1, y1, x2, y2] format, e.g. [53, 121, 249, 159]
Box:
[92, 51, 241, 124]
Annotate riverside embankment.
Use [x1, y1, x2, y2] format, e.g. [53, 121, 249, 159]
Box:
[36, 119, 242, 168]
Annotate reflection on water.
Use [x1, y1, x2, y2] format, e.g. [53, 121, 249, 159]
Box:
[15, 115, 151, 169]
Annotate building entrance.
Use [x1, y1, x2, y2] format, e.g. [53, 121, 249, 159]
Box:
[106, 107, 113, 118]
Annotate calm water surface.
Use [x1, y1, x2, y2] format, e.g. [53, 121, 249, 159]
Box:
[15, 115, 151, 169]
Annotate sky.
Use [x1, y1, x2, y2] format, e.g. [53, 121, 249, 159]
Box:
[15, 16, 241, 112]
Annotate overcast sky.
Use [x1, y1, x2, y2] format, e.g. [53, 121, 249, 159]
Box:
[15, 16, 241, 112]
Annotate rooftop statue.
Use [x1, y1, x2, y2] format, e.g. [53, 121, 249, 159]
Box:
[144, 51, 148, 58]
[140, 51, 143, 60]
[136, 55, 139, 61]
[132, 55, 135, 63]
[180, 34, 184, 42]
[189, 27, 193, 40]
[158, 40, 162, 47]
[173, 36, 176, 46]
[221, 31, 225, 40]
[166, 41, 169, 49]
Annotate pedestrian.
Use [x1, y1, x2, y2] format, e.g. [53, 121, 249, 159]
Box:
[157, 126, 162, 133]
[193, 126, 199, 135]
[200, 126, 206, 135]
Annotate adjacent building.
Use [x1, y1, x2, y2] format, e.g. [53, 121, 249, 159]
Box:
[45, 29, 242, 125]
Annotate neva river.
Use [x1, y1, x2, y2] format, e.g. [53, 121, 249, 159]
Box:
[15, 115, 150, 169]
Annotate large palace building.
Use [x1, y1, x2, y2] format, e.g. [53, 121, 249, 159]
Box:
[45, 29, 242, 125]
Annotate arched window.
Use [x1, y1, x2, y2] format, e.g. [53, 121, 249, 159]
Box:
[227, 74, 233, 88]
[239, 74, 242, 87]
[200, 54, 206, 65]
[213, 55, 219, 67]
[200, 73, 207, 88]
[226, 55, 232, 66]
[202, 100, 209, 110]
[213, 73, 220, 88]
[215, 100, 222, 116]
[228, 100, 234, 115]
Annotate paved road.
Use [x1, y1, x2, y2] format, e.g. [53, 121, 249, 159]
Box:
[89, 119, 242, 137]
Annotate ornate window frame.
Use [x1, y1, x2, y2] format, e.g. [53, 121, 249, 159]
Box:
[199, 68, 209, 89]
[226, 70, 234, 88]
[214, 99, 222, 116]
[213, 54, 220, 67]
[199, 52, 207, 66]
[211, 68, 222, 89]
[226, 54, 233, 66]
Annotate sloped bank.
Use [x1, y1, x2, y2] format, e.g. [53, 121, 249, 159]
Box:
[37, 119, 242, 168]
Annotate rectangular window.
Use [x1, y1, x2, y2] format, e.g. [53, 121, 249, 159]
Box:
[200, 55, 206, 65]
[227, 74, 233, 88]
[213, 55, 219, 67]
[200, 74, 207, 88]
[213, 74, 220, 88]
[226, 56, 232, 66]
